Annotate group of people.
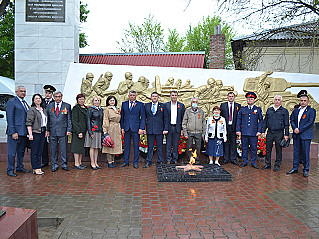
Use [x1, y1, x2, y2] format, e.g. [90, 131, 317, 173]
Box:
[6, 84, 316, 178]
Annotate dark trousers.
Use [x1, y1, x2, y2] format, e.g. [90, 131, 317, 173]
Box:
[186, 133, 202, 159]
[124, 129, 140, 165]
[242, 135, 258, 166]
[146, 134, 164, 163]
[293, 135, 311, 172]
[166, 125, 180, 163]
[50, 135, 68, 169]
[7, 135, 26, 173]
[30, 131, 45, 169]
[223, 126, 237, 163]
[265, 131, 283, 167]
[42, 140, 49, 165]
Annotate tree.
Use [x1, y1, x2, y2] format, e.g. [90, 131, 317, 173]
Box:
[185, 16, 235, 69]
[79, 1, 89, 48]
[0, 1, 14, 79]
[163, 29, 186, 52]
[117, 14, 165, 53]
[216, 0, 319, 26]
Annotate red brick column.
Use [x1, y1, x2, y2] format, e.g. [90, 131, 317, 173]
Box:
[209, 34, 226, 69]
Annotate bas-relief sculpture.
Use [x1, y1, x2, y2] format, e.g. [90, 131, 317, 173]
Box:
[80, 71, 319, 123]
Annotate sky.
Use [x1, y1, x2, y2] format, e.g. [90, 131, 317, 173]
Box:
[79, 0, 255, 54]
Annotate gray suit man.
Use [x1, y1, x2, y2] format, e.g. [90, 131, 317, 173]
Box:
[46, 91, 72, 171]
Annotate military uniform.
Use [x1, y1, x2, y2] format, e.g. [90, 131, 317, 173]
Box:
[236, 103, 263, 167]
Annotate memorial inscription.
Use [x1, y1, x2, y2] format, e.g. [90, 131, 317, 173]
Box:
[26, 0, 65, 22]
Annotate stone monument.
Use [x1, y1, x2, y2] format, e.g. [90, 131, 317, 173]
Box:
[15, 0, 80, 100]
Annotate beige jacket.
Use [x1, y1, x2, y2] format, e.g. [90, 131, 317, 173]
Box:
[182, 107, 206, 137]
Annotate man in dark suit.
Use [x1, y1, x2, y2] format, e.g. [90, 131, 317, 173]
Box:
[6, 85, 31, 176]
[287, 93, 316, 177]
[41, 85, 56, 168]
[236, 92, 263, 169]
[46, 91, 72, 172]
[164, 91, 185, 164]
[220, 92, 241, 165]
[143, 92, 168, 168]
[120, 90, 146, 168]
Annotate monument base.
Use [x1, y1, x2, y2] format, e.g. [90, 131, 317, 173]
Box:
[156, 164, 232, 182]
[0, 206, 38, 239]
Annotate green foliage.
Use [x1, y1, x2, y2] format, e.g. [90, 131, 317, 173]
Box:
[0, 2, 14, 79]
[79, 1, 89, 48]
[118, 15, 236, 69]
[117, 14, 164, 53]
[185, 16, 235, 69]
[163, 29, 186, 52]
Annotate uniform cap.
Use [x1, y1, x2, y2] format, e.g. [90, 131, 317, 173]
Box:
[43, 85, 56, 93]
[297, 90, 307, 98]
[245, 92, 257, 99]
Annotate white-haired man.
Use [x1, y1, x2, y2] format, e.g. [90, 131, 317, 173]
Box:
[261, 95, 289, 171]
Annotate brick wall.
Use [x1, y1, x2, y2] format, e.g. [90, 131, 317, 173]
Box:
[209, 34, 226, 69]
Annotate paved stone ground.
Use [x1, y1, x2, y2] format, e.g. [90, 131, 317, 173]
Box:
[1, 154, 319, 238]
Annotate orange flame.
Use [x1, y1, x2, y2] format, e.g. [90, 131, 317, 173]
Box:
[189, 149, 197, 165]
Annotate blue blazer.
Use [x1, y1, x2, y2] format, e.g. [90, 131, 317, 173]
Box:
[236, 105, 263, 136]
[145, 102, 168, 134]
[6, 97, 28, 136]
[120, 100, 146, 132]
[46, 101, 72, 137]
[290, 106, 316, 140]
[164, 101, 185, 133]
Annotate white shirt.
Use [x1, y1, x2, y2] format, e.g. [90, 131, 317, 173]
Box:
[273, 105, 281, 111]
[297, 106, 307, 128]
[55, 102, 61, 110]
[38, 108, 47, 127]
[151, 102, 158, 114]
[228, 102, 234, 125]
[171, 101, 178, 124]
[17, 96, 28, 111]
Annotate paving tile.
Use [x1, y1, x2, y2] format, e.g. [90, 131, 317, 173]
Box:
[1, 155, 319, 238]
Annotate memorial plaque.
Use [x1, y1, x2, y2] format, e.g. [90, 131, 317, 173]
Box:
[26, 0, 65, 22]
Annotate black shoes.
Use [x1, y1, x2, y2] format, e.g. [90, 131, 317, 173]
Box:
[231, 161, 239, 166]
[133, 164, 139, 169]
[52, 168, 58, 172]
[262, 165, 271, 170]
[74, 165, 85, 170]
[119, 163, 129, 167]
[7, 171, 17, 177]
[273, 167, 280, 172]
[62, 167, 70, 171]
[41, 164, 49, 168]
[143, 162, 151, 168]
[80, 164, 87, 168]
[108, 162, 117, 168]
[221, 161, 228, 165]
[303, 171, 309, 177]
[286, 169, 298, 174]
[170, 161, 176, 164]
[251, 164, 259, 169]
[16, 168, 31, 173]
[157, 162, 163, 165]
[240, 163, 247, 168]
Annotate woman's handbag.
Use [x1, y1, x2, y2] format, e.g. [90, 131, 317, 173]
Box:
[102, 133, 114, 148]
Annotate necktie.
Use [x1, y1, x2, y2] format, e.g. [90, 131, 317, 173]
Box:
[22, 100, 28, 111]
[152, 104, 156, 115]
[56, 105, 59, 116]
[229, 103, 233, 121]
[129, 102, 133, 111]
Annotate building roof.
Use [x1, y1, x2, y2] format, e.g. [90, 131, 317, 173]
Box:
[79, 52, 206, 68]
[232, 21, 319, 42]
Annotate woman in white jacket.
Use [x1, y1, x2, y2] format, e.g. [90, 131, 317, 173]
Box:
[205, 106, 227, 165]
